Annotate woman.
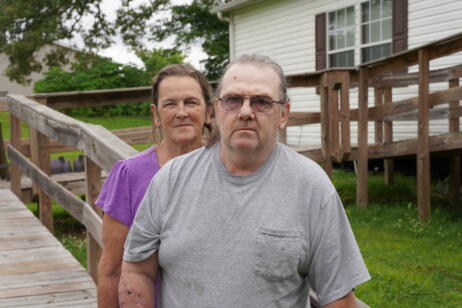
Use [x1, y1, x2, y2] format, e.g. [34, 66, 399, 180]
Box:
[96, 64, 212, 307]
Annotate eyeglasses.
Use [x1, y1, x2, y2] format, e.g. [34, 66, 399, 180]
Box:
[218, 94, 284, 113]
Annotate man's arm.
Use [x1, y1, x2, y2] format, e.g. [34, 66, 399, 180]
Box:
[119, 252, 158, 308]
[322, 291, 357, 308]
[97, 214, 129, 307]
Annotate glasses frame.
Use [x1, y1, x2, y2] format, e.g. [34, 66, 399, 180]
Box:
[218, 94, 284, 113]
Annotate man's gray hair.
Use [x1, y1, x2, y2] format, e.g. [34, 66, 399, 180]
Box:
[216, 54, 289, 104]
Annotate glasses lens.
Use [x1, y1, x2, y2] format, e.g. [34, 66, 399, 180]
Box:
[222, 95, 243, 111]
[250, 96, 273, 112]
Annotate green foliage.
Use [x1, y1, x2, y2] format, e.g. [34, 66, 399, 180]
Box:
[0, 0, 228, 84]
[136, 48, 184, 77]
[33, 58, 153, 117]
[148, 0, 229, 80]
[0, 0, 114, 84]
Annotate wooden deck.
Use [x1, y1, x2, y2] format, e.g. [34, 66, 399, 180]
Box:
[0, 187, 97, 307]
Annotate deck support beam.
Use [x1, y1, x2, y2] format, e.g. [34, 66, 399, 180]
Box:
[417, 49, 431, 221]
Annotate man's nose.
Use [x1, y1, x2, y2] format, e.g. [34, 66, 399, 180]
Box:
[238, 97, 254, 119]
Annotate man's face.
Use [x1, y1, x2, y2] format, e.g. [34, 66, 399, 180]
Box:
[215, 63, 289, 155]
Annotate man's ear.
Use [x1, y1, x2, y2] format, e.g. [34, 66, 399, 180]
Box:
[151, 104, 161, 127]
[279, 102, 290, 130]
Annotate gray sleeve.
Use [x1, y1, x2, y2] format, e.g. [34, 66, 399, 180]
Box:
[123, 168, 168, 262]
[308, 192, 371, 306]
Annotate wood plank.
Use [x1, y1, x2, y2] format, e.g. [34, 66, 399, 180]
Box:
[7, 94, 137, 172]
[383, 87, 394, 185]
[7, 146, 102, 245]
[374, 88, 384, 144]
[320, 85, 332, 177]
[0, 290, 95, 306]
[329, 82, 340, 162]
[357, 68, 369, 208]
[0, 268, 91, 289]
[448, 78, 461, 206]
[33, 86, 151, 110]
[0, 280, 96, 299]
[0, 290, 96, 307]
[9, 114, 21, 198]
[80, 122, 138, 172]
[0, 260, 80, 275]
[340, 71, 351, 154]
[85, 156, 103, 282]
[417, 49, 431, 221]
[369, 63, 462, 87]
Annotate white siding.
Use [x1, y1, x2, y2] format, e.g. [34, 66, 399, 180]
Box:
[0, 44, 79, 96]
[229, 0, 462, 146]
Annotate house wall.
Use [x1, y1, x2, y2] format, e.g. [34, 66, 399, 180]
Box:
[228, 0, 462, 145]
[0, 44, 78, 96]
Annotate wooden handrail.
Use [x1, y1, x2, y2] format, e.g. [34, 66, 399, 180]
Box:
[7, 94, 138, 171]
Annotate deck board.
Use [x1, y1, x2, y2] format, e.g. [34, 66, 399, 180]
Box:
[0, 188, 97, 307]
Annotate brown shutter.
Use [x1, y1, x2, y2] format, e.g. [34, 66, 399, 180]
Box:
[315, 13, 327, 71]
[392, 0, 408, 53]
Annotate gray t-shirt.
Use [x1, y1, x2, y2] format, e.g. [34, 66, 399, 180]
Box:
[124, 143, 370, 307]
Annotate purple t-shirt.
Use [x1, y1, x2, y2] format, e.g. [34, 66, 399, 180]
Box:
[96, 145, 161, 305]
[96, 146, 160, 227]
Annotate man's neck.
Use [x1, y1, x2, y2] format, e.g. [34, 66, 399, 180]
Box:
[156, 138, 202, 167]
[220, 143, 276, 176]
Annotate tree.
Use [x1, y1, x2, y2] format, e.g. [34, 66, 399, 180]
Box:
[33, 47, 185, 116]
[136, 48, 185, 78]
[0, 0, 229, 84]
[118, 0, 229, 80]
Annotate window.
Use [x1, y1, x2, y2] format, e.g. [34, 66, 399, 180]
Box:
[327, 6, 355, 68]
[315, 0, 407, 71]
[361, 0, 392, 63]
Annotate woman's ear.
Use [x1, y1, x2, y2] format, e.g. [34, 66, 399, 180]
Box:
[151, 104, 161, 127]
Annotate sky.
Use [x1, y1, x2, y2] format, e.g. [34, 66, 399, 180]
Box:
[73, 0, 208, 69]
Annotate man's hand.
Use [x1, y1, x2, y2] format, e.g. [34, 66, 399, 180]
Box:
[322, 291, 357, 308]
[119, 252, 158, 308]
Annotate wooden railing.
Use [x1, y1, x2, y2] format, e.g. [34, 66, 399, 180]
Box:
[7, 94, 138, 281]
[285, 32, 462, 220]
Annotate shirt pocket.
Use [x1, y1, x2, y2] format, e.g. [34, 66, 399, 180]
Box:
[254, 227, 302, 282]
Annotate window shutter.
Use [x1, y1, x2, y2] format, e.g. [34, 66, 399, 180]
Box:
[392, 0, 408, 53]
[315, 13, 326, 70]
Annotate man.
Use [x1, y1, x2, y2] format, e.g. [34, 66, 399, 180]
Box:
[119, 55, 370, 307]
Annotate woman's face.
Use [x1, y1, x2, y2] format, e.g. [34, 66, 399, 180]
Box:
[152, 76, 210, 146]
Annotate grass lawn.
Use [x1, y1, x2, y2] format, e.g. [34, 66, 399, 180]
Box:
[4, 111, 462, 307]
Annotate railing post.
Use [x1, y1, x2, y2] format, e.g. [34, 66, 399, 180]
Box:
[85, 156, 103, 283]
[357, 68, 369, 209]
[340, 71, 351, 156]
[448, 78, 460, 206]
[30, 98, 48, 199]
[320, 73, 332, 178]
[30, 128, 53, 231]
[374, 87, 384, 144]
[417, 49, 431, 221]
[0, 123, 10, 180]
[10, 114, 22, 198]
[329, 74, 340, 162]
[383, 87, 394, 185]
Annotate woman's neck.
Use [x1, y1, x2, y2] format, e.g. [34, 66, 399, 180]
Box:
[156, 138, 202, 167]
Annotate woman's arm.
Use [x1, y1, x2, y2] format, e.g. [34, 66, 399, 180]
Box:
[322, 291, 357, 308]
[97, 214, 129, 307]
[119, 252, 158, 307]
